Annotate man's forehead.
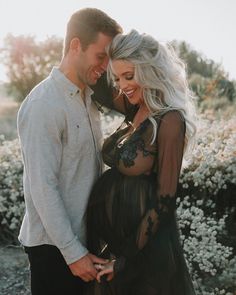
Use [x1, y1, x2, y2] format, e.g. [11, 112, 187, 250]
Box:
[91, 32, 113, 46]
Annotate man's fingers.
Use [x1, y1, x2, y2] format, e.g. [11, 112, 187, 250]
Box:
[80, 272, 96, 282]
[81, 276, 91, 282]
[85, 268, 97, 279]
[89, 254, 108, 264]
[73, 268, 97, 281]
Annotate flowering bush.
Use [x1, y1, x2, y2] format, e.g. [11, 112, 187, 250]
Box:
[0, 111, 235, 294]
[0, 135, 24, 242]
[177, 196, 236, 294]
[180, 115, 236, 197]
[101, 110, 124, 137]
[178, 114, 236, 294]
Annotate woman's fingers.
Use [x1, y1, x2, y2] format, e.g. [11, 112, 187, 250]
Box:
[96, 267, 113, 283]
[96, 260, 115, 282]
[94, 263, 105, 271]
[106, 273, 114, 281]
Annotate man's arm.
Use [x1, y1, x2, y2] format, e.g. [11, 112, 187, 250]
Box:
[18, 99, 106, 280]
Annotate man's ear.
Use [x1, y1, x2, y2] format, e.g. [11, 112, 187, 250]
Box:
[70, 37, 81, 52]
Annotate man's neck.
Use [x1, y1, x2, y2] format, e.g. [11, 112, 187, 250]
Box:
[59, 59, 86, 92]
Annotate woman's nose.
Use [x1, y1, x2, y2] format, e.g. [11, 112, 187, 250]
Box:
[119, 79, 128, 91]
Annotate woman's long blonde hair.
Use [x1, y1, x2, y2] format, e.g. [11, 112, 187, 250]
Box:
[107, 29, 197, 154]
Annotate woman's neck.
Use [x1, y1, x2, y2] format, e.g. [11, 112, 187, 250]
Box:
[132, 104, 150, 129]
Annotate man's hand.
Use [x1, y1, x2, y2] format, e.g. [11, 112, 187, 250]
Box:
[68, 254, 108, 282]
[87, 253, 108, 265]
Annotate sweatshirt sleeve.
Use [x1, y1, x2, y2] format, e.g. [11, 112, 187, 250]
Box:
[18, 98, 88, 264]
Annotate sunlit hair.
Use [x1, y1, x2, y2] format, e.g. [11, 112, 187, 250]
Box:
[63, 8, 122, 56]
[107, 29, 197, 154]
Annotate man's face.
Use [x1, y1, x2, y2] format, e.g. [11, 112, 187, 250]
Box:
[76, 33, 113, 88]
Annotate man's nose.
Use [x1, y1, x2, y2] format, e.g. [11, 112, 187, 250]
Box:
[101, 57, 109, 71]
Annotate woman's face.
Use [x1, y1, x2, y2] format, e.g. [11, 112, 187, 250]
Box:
[111, 60, 143, 105]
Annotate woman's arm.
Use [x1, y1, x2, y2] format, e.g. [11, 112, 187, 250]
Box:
[91, 73, 135, 116]
[112, 111, 186, 274]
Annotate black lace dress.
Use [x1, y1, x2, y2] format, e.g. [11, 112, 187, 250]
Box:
[85, 110, 196, 295]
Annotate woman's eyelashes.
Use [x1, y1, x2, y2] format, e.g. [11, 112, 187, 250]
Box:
[126, 75, 134, 80]
[114, 75, 134, 83]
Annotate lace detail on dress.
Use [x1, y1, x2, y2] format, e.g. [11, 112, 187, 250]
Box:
[116, 134, 151, 167]
[145, 215, 155, 237]
[154, 194, 176, 218]
[113, 194, 177, 274]
[112, 112, 185, 273]
[115, 119, 156, 168]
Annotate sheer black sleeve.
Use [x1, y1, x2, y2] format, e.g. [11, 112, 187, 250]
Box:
[91, 73, 114, 110]
[114, 111, 186, 274]
[91, 73, 136, 117]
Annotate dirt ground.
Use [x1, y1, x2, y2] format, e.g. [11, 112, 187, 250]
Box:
[0, 244, 30, 295]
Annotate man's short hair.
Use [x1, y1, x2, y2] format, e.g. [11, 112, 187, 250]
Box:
[63, 8, 122, 55]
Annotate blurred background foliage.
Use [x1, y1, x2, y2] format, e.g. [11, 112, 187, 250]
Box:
[0, 34, 63, 102]
[0, 34, 235, 107]
[0, 34, 235, 294]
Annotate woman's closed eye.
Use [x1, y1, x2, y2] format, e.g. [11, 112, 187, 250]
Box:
[126, 75, 134, 80]
[114, 75, 134, 83]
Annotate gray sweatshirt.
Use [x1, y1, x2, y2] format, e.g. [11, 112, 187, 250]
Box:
[17, 67, 103, 264]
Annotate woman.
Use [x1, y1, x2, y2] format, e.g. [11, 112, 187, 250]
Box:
[86, 30, 197, 295]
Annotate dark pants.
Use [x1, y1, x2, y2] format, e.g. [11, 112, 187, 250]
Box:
[25, 244, 85, 295]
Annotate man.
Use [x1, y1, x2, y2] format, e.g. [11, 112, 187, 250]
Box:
[17, 8, 122, 295]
